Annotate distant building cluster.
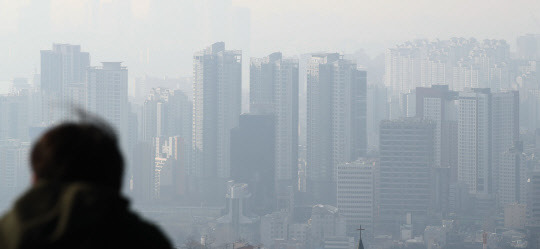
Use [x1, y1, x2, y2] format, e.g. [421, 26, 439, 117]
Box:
[3, 34, 540, 249]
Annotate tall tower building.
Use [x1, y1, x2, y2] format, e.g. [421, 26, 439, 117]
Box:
[498, 143, 527, 207]
[491, 91, 519, 196]
[458, 89, 519, 198]
[250, 52, 299, 200]
[306, 53, 367, 204]
[458, 89, 491, 196]
[87, 62, 128, 137]
[192, 42, 241, 198]
[379, 118, 434, 235]
[40, 44, 90, 123]
[87, 61, 129, 187]
[416, 85, 459, 214]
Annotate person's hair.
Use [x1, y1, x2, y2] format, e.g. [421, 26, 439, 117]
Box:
[30, 122, 124, 190]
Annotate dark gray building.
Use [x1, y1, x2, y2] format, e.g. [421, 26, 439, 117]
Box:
[378, 118, 435, 236]
[230, 114, 275, 216]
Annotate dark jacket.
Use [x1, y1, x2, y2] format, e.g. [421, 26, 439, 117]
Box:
[0, 181, 172, 249]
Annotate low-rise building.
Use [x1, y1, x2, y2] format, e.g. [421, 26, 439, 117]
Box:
[505, 203, 527, 229]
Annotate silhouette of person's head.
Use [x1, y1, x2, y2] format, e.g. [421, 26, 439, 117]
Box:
[30, 122, 124, 190]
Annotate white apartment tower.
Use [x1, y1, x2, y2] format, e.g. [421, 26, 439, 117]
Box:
[192, 42, 241, 196]
[307, 53, 367, 204]
[87, 62, 128, 133]
[458, 89, 491, 195]
[458, 89, 519, 197]
[86, 62, 129, 155]
[250, 52, 299, 191]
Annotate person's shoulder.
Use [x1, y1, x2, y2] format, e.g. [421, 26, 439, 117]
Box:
[0, 209, 18, 249]
[119, 210, 173, 249]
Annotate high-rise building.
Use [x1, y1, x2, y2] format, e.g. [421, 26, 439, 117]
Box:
[457, 89, 519, 198]
[40, 44, 90, 123]
[132, 142, 153, 202]
[337, 159, 375, 237]
[518, 75, 540, 133]
[152, 136, 185, 201]
[306, 53, 367, 204]
[87, 62, 129, 190]
[26, 74, 43, 127]
[230, 114, 275, 216]
[0, 140, 30, 201]
[379, 118, 435, 235]
[250, 52, 299, 202]
[498, 143, 527, 207]
[491, 91, 519, 195]
[527, 168, 540, 228]
[367, 85, 388, 149]
[87, 62, 128, 134]
[517, 34, 540, 60]
[384, 46, 423, 96]
[192, 42, 242, 198]
[0, 91, 30, 141]
[142, 88, 192, 175]
[458, 89, 491, 195]
[415, 85, 459, 214]
[64, 82, 87, 118]
[402, 90, 416, 117]
[416, 85, 458, 170]
[448, 182, 473, 215]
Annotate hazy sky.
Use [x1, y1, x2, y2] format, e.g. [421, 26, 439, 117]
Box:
[0, 0, 539, 81]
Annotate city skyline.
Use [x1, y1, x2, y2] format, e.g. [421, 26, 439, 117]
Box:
[2, 12, 540, 247]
